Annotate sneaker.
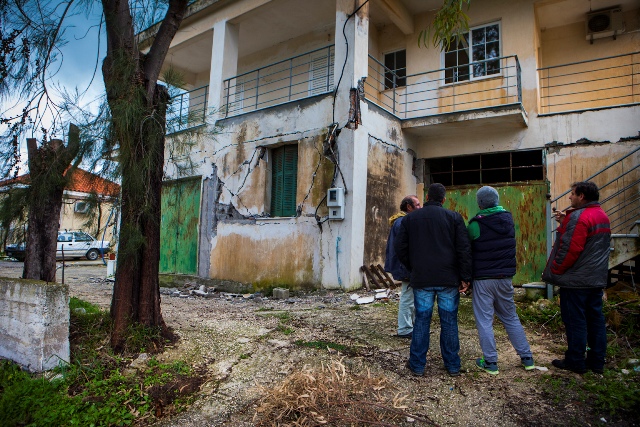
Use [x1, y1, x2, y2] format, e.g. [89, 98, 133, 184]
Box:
[521, 357, 535, 371]
[405, 361, 423, 377]
[476, 357, 499, 375]
[551, 359, 586, 374]
[448, 370, 461, 377]
[396, 332, 412, 339]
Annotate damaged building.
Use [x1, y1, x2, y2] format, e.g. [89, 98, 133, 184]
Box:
[144, 0, 640, 291]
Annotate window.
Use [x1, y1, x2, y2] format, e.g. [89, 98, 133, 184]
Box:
[426, 150, 543, 186]
[309, 47, 335, 96]
[444, 22, 501, 84]
[383, 50, 406, 89]
[270, 145, 298, 217]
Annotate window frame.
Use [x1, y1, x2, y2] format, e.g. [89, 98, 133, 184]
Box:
[442, 21, 502, 85]
[383, 49, 407, 90]
[425, 149, 544, 187]
[269, 144, 299, 218]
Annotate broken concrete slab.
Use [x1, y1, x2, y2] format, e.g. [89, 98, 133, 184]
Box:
[273, 288, 290, 299]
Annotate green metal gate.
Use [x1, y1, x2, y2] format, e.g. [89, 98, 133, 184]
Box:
[433, 182, 548, 285]
[160, 177, 202, 274]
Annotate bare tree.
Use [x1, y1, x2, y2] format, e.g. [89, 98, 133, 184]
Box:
[23, 124, 79, 281]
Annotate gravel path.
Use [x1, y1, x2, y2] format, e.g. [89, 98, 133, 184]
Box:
[0, 260, 613, 426]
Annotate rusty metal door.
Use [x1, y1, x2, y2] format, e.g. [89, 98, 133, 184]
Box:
[160, 177, 202, 274]
[435, 182, 548, 285]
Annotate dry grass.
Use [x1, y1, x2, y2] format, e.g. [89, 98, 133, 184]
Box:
[252, 357, 438, 426]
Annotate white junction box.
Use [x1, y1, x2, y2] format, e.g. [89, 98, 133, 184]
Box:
[327, 188, 345, 220]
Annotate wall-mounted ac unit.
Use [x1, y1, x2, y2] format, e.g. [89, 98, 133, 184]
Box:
[74, 201, 89, 214]
[586, 7, 624, 42]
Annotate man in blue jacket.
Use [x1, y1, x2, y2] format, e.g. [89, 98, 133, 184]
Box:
[385, 195, 421, 338]
[396, 183, 472, 377]
[468, 186, 534, 375]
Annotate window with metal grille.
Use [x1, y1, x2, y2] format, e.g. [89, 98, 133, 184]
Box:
[425, 149, 544, 186]
[444, 22, 501, 84]
[384, 49, 406, 89]
[270, 145, 298, 217]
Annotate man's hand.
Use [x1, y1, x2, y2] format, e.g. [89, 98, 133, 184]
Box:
[552, 207, 566, 223]
[459, 281, 470, 295]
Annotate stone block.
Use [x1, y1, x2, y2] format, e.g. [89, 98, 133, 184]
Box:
[272, 288, 289, 299]
[0, 278, 69, 372]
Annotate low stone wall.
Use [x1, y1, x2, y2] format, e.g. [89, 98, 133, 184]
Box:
[0, 278, 69, 372]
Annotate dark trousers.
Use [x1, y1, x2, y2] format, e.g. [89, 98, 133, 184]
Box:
[559, 287, 607, 370]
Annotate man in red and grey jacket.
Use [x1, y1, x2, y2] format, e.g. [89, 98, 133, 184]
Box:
[543, 181, 610, 374]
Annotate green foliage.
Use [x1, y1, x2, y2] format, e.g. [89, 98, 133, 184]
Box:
[517, 298, 564, 333]
[277, 324, 295, 335]
[539, 371, 640, 422]
[0, 298, 203, 427]
[418, 0, 471, 51]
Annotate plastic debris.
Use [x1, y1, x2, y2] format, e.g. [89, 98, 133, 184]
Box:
[621, 369, 630, 374]
[535, 366, 549, 371]
[350, 294, 360, 300]
[356, 296, 375, 304]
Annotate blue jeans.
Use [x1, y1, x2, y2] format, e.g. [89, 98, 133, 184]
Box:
[408, 287, 460, 374]
[397, 281, 415, 335]
[560, 287, 607, 371]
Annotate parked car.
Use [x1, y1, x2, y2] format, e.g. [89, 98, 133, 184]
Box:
[4, 242, 26, 261]
[4, 231, 111, 261]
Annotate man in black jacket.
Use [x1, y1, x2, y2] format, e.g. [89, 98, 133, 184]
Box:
[396, 183, 472, 377]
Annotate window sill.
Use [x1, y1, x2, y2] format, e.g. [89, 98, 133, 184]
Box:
[255, 216, 297, 221]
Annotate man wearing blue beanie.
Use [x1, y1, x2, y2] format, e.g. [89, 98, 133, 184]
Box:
[468, 186, 535, 375]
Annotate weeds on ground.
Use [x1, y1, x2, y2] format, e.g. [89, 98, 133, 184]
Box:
[0, 297, 204, 427]
[533, 285, 640, 424]
[252, 357, 438, 426]
[294, 340, 350, 353]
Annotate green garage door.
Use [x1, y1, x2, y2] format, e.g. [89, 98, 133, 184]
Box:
[160, 177, 201, 274]
[437, 182, 548, 285]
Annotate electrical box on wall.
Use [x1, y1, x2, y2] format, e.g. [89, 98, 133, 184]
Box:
[327, 188, 345, 220]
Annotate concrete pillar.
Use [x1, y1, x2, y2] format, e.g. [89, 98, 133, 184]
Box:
[208, 20, 239, 114]
[324, 0, 369, 290]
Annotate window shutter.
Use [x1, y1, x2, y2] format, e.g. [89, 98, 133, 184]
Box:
[309, 49, 334, 95]
[282, 145, 298, 216]
[270, 145, 298, 217]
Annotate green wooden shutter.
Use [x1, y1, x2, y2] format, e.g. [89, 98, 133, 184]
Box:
[270, 145, 298, 217]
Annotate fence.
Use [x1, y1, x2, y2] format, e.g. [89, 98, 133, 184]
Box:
[223, 45, 335, 118]
[538, 51, 640, 114]
[166, 85, 209, 134]
[365, 55, 522, 119]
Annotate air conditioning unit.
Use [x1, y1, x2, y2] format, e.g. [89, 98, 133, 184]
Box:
[74, 201, 89, 214]
[586, 7, 625, 42]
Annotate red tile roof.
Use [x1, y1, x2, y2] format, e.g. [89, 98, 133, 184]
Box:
[0, 168, 120, 197]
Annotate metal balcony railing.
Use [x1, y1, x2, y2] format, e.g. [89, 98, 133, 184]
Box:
[222, 45, 335, 118]
[166, 85, 209, 134]
[549, 146, 640, 235]
[365, 55, 522, 119]
[538, 51, 640, 114]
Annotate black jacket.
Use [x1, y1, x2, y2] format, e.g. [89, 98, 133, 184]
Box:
[395, 201, 472, 288]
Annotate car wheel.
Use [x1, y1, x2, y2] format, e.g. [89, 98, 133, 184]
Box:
[86, 249, 100, 261]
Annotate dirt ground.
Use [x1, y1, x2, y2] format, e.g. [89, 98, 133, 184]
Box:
[0, 260, 627, 426]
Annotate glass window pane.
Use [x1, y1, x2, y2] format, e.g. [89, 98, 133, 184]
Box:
[453, 155, 480, 171]
[487, 42, 499, 59]
[445, 51, 457, 69]
[472, 27, 485, 46]
[473, 46, 485, 62]
[486, 24, 500, 42]
[396, 50, 406, 68]
[384, 53, 394, 70]
[473, 62, 486, 77]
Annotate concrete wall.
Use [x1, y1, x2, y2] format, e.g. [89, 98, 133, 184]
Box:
[0, 278, 69, 372]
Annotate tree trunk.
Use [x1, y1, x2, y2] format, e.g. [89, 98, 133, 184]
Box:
[23, 125, 80, 281]
[101, 0, 188, 351]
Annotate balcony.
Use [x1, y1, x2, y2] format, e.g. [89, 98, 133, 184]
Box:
[538, 51, 640, 115]
[166, 85, 209, 135]
[365, 55, 526, 130]
[222, 45, 335, 118]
